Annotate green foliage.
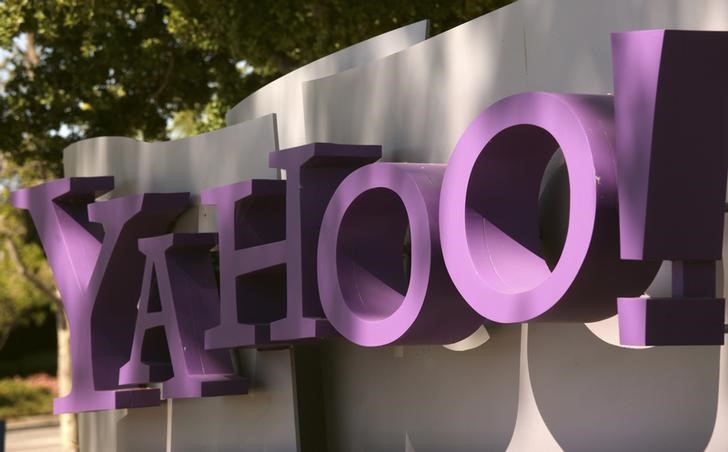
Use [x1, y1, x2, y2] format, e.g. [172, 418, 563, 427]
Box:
[0, 158, 58, 351]
[0, 0, 512, 176]
[163, 0, 513, 75]
[0, 228, 54, 326]
[0, 377, 54, 419]
[0, 0, 249, 175]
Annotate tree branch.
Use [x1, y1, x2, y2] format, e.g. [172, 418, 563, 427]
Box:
[0, 302, 19, 351]
[23, 32, 40, 80]
[3, 237, 62, 307]
[151, 53, 175, 101]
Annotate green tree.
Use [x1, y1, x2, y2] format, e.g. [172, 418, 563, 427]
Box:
[0, 160, 59, 352]
[0, 0, 254, 176]
[0, 0, 512, 176]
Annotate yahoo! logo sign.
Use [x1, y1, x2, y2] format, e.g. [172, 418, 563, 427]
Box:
[11, 30, 728, 414]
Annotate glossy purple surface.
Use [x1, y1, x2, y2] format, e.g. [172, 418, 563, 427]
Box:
[439, 92, 658, 323]
[11, 178, 188, 413]
[318, 163, 481, 346]
[613, 29, 728, 345]
[120, 233, 247, 399]
[11, 29, 728, 413]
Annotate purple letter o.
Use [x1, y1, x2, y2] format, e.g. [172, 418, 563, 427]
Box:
[440, 92, 658, 323]
[318, 163, 481, 346]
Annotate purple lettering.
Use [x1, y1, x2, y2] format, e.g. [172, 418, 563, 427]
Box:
[202, 180, 287, 349]
[11, 178, 188, 413]
[11, 28, 728, 415]
[613, 30, 728, 345]
[439, 92, 658, 324]
[120, 233, 247, 398]
[318, 163, 481, 346]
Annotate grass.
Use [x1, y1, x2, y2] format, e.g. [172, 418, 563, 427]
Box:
[0, 376, 54, 419]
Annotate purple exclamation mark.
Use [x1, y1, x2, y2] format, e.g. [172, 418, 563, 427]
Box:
[613, 29, 728, 345]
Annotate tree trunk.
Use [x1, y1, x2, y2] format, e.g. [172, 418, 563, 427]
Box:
[56, 310, 78, 452]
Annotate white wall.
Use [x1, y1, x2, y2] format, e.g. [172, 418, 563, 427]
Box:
[66, 0, 728, 450]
